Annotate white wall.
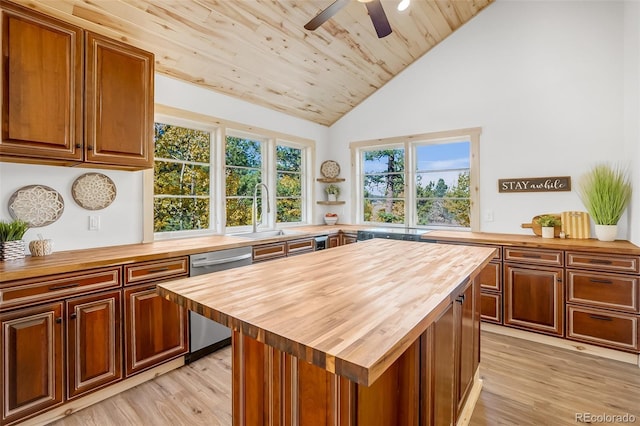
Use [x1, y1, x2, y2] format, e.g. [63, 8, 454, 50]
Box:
[0, 76, 329, 251]
[330, 0, 631, 238]
[624, 0, 640, 245]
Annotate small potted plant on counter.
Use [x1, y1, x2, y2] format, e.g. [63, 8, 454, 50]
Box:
[325, 184, 340, 202]
[0, 219, 29, 261]
[577, 163, 632, 241]
[537, 215, 561, 239]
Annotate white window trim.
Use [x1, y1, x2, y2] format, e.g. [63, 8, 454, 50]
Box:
[144, 105, 316, 242]
[350, 127, 481, 231]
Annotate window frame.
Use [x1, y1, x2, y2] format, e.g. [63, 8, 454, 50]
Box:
[146, 105, 316, 242]
[351, 127, 480, 231]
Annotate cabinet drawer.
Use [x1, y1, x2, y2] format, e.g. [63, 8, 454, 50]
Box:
[252, 242, 286, 262]
[504, 247, 563, 266]
[478, 261, 502, 291]
[480, 292, 502, 324]
[567, 271, 638, 313]
[567, 305, 638, 352]
[0, 267, 121, 311]
[566, 252, 640, 274]
[124, 257, 188, 286]
[286, 238, 314, 256]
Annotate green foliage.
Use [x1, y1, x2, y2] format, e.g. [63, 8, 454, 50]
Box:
[443, 172, 471, 227]
[578, 163, 632, 225]
[325, 184, 340, 195]
[154, 123, 211, 232]
[537, 215, 561, 227]
[0, 219, 29, 242]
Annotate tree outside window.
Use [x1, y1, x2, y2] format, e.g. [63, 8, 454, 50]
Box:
[363, 148, 405, 223]
[154, 123, 211, 232]
[276, 145, 302, 223]
[225, 136, 262, 227]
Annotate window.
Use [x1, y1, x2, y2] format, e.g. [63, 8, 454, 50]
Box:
[276, 144, 303, 223]
[154, 121, 213, 234]
[225, 135, 263, 227]
[151, 108, 315, 240]
[353, 128, 480, 231]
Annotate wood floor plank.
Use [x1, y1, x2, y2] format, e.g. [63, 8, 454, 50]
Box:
[49, 331, 640, 425]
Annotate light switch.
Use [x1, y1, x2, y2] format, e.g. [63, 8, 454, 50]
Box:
[485, 210, 494, 222]
[89, 215, 100, 231]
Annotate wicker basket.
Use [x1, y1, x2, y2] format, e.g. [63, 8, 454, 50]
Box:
[0, 240, 25, 261]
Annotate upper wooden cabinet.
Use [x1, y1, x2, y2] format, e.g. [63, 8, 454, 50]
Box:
[0, 1, 154, 169]
[84, 32, 154, 168]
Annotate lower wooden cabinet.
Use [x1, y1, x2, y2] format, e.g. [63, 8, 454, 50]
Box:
[480, 292, 502, 324]
[567, 305, 638, 352]
[1, 302, 64, 425]
[341, 232, 357, 245]
[328, 234, 340, 248]
[504, 263, 564, 336]
[66, 291, 122, 399]
[124, 284, 188, 377]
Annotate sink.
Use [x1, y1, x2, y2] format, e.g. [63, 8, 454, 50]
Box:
[229, 229, 305, 240]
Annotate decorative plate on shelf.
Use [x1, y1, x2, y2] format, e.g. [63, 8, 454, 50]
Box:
[72, 173, 117, 210]
[8, 185, 65, 227]
[320, 160, 340, 178]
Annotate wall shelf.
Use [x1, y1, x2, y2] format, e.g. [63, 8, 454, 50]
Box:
[317, 201, 345, 205]
[317, 178, 345, 183]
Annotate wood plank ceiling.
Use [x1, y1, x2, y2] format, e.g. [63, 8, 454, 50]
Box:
[13, 0, 494, 126]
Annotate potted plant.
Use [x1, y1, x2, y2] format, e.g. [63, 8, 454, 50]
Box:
[0, 219, 29, 261]
[325, 184, 340, 202]
[577, 163, 632, 241]
[537, 215, 561, 239]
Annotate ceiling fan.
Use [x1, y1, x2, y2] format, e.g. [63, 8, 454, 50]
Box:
[304, 0, 393, 39]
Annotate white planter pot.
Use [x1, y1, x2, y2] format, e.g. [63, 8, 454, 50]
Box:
[541, 227, 555, 239]
[327, 194, 337, 202]
[594, 224, 617, 242]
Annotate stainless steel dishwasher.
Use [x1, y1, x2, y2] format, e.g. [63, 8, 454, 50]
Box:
[187, 246, 252, 363]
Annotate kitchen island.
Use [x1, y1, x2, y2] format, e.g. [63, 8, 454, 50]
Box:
[157, 239, 496, 426]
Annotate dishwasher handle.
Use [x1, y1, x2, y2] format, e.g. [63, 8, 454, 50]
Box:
[191, 253, 252, 268]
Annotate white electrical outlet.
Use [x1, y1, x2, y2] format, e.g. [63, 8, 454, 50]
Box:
[89, 215, 101, 231]
[485, 210, 494, 222]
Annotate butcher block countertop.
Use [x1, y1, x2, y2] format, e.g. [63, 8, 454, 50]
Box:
[426, 230, 640, 254]
[157, 239, 496, 386]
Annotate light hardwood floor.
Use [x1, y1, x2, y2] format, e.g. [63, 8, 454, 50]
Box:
[50, 331, 640, 425]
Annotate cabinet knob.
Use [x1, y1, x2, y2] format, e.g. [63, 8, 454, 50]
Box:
[70, 313, 77, 320]
[456, 294, 466, 304]
[75, 143, 82, 149]
[55, 317, 62, 324]
[87, 145, 93, 151]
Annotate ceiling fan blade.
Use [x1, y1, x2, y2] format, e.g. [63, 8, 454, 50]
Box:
[365, 0, 392, 38]
[304, 0, 350, 31]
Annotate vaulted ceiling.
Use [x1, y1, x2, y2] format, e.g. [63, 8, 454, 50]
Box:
[14, 0, 494, 126]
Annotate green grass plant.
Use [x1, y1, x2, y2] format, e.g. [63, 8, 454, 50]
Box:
[0, 219, 29, 242]
[578, 163, 632, 225]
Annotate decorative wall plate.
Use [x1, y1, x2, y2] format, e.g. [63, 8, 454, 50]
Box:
[72, 173, 117, 210]
[9, 185, 65, 227]
[320, 160, 340, 178]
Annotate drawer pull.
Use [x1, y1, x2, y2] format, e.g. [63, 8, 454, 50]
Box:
[70, 313, 77, 320]
[521, 254, 541, 259]
[148, 267, 170, 273]
[589, 314, 613, 321]
[589, 278, 613, 284]
[55, 317, 62, 324]
[49, 283, 80, 291]
[589, 259, 613, 265]
[456, 294, 466, 304]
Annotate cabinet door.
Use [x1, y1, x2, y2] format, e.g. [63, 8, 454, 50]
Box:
[0, 2, 83, 161]
[1, 302, 64, 425]
[85, 32, 153, 168]
[67, 291, 122, 399]
[456, 279, 477, 414]
[429, 302, 455, 426]
[341, 233, 357, 245]
[328, 234, 340, 248]
[504, 263, 564, 336]
[124, 284, 188, 376]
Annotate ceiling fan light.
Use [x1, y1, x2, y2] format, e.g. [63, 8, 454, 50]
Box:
[397, 0, 410, 11]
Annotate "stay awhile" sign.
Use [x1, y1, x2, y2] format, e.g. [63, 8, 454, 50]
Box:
[498, 176, 571, 193]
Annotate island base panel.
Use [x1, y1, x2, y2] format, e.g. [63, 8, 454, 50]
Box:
[231, 328, 479, 426]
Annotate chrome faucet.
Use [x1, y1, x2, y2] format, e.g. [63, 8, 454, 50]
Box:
[252, 183, 270, 233]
